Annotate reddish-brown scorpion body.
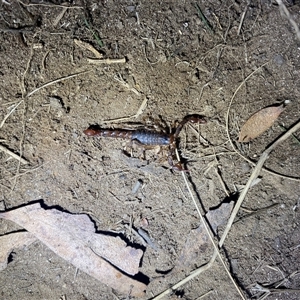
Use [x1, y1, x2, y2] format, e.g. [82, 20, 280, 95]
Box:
[84, 115, 206, 171]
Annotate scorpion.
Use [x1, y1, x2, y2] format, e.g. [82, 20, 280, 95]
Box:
[83, 115, 207, 171]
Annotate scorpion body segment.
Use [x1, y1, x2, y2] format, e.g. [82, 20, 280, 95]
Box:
[84, 128, 171, 145]
[131, 130, 171, 145]
[83, 128, 133, 139]
[84, 115, 206, 171]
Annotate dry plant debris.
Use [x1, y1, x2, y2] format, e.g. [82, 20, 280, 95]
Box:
[74, 38, 126, 64]
[0, 144, 28, 164]
[87, 58, 126, 64]
[74, 38, 103, 58]
[238, 104, 285, 142]
[0, 202, 146, 297]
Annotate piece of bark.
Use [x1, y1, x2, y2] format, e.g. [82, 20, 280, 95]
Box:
[0, 203, 146, 297]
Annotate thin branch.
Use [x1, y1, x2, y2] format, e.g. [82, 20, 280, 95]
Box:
[87, 58, 126, 64]
[74, 39, 103, 58]
[0, 144, 28, 164]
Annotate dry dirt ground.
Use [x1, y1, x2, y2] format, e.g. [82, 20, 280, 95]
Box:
[1, 1, 300, 299]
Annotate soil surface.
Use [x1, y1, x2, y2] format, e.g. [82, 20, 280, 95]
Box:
[1, 1, 300, 299]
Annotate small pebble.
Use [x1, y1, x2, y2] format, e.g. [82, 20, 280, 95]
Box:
[132, 179, 143, 194]
[273, 54, 285, 66]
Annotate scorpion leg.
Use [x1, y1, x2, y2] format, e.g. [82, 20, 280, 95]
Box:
[169, 115, 207, 171]
[174, 114, 207, 139]
[125, 139, 161, 163]
[167, 139, 188, 172]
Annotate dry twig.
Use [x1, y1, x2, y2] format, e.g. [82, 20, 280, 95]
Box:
[0, 144, 28, 165]
[237, 3, 249, 35]
[53, 7, 68, 27]
[113, 73, 141, 96]
[0, 100, 23, 129]
[74, 39, 103, 58]
[87, 58, 126, 64]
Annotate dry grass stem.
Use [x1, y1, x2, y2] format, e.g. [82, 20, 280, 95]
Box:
[9, 164, 44, 180]
[196, 82, 210, 104]
[114, 73, 141, 96]
[26, 70, 92, 97]
[74, 39, 103, 58]
[18, 0, 83, 8]
[253, 270, 300, 299]
[87, 58, 126, 64]
[143, 45, 161, 65]
[9, 100, 27, 191]
[214, 167, 230, 197]
[0, 100, 23, 128]
[0, 101, 22, 106]
[199, 151, 236, 159]
[21, 46, 34, 96]
[195, 290, 214, 299]
[237, 3, 249, 35]
[53, 7, 68, 27]
[188, 123, 209, 145]
[152, 251, 218, 300]
[41, 50, 51, 72]
[234, 203, 279, 224]
[0, 144, 28, 165]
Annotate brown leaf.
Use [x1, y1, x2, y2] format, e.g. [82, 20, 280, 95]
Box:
[238, 104, 285, 142]
[0, 203, 146, 297]
[0, 232, 36, 271]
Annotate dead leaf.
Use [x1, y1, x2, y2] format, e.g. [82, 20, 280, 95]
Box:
[177, 202, 234, 268]
[0, 231, 36, 271]
[238, 104, 285, 142]
[0, 203, 146, 297]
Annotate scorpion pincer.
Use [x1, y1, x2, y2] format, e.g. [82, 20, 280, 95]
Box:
[83, 115, 206, 171]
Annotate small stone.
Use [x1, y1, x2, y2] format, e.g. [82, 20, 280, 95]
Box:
[273, 54, 285, 66]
